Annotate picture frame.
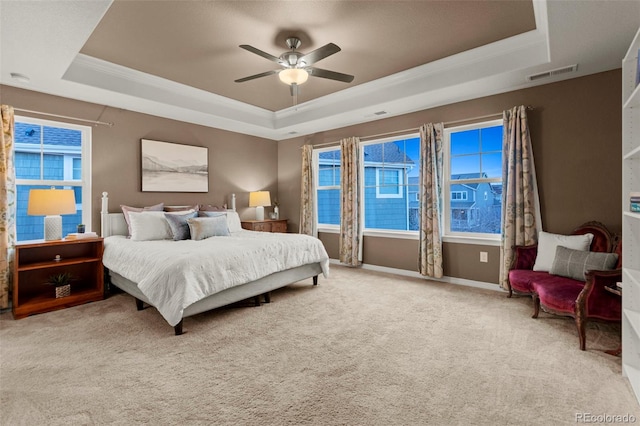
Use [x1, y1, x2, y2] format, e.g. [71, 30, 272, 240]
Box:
[141, 139, 209, 192]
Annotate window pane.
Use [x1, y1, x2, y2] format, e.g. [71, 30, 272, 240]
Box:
[72, 157, 82, 180]
[451, 129, 479, 155]
[15, 152, 42, 179]
[43, 154, 64, 180]
[449, 181, 501, 234]
[481, 126, 502, 151]
[451, 154, 480, 178]
[318, 149, 340, 187]
[317, 189, 340, 225]
[482, 152, 502, 178]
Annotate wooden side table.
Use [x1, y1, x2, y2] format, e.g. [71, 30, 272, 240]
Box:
[13, 237, 104, 319]
[241, 219, 288, 233]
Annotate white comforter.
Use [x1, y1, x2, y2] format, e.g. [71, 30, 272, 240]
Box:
[102, 230, 330, 326]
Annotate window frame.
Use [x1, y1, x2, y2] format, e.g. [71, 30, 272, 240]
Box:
[14, 115, 92, 235]
[361, 133, 419, 235]
[314, 146, 341, 232]
[443, 119, 503, 244]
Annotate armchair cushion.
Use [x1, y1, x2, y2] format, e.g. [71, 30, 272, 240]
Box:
[550, 246, 619, 281]
[532, 231, 593, 272]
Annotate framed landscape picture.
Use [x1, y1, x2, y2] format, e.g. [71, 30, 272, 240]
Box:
[141, 139, 209, 192]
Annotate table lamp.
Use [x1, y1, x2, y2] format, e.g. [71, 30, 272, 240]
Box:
[27, 187, 77, 240]
[249, 191, 271, 221]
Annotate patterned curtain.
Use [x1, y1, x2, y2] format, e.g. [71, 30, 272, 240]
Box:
[299, 144, 315, 236]
[418, 123, 444, 278]
[500, 105, 542, 290]
[1, 105, 16, 308]
[339, 137, 362, 266]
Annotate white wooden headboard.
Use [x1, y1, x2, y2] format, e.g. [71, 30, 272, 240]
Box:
[100, 192, 238, 238]
[101, 192, 128, 237]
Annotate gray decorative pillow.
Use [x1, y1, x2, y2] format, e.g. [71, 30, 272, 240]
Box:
[187, 216, 230, 241]
[165, 211, 198, 240]
[550, 246, 618, 281]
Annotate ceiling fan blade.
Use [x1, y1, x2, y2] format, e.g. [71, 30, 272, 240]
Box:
[239, 44, 284, 65]
[234, 70, 278, 83]
[298, 43, 341, 66]
[307, 67, 354, 83]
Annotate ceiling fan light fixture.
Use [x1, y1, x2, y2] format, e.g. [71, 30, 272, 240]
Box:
[279, 68, 309, 86]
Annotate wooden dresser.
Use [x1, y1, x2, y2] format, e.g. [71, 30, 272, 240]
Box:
[241, 219, 288, 233]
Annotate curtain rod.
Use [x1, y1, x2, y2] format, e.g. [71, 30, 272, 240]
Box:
[13, 108, 114, 127]
[304, 106, 533, 149]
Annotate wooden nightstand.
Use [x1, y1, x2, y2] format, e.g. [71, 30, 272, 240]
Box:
[12, 237, 104, 319]
[241, 219, 288, 233]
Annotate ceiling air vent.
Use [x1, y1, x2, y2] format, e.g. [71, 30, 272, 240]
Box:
[527, 64, 578, 82]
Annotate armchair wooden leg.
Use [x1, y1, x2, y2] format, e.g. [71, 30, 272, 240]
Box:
[532, 294, 540, 318]
[576, 308, 587, 351]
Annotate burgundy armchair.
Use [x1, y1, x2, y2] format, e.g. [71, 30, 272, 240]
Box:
[508, 222, 622, 350]
[507, 222, 614, 297]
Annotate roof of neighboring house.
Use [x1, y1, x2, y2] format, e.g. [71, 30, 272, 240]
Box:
[451, 172, 488, 180]
[363, 143, 413, 165]
[14, 122, 82, 147]
[319, 141, 416, 166]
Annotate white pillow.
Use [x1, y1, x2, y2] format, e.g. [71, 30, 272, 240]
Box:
[128, 211, 173, 241]
[225, 211, 243, 233]
[532, 231, 594, 272]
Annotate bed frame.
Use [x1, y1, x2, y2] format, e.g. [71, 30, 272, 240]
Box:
[100, 192, 321, 335]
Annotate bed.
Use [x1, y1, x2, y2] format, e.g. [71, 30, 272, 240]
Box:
[100, 192, 329, 335]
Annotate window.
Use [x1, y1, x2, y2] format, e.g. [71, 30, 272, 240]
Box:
[444, 119, 503, 238]
[375, 168, 402, 198]
[451, 191, 468, 201]
[362, 135, 420, 231]
[315, 148, 341, 226]
[15, 116, 91, 241]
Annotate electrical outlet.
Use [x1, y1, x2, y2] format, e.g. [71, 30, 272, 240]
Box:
[480, 251, 488, 263]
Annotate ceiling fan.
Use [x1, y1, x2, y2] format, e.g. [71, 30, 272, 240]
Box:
[234, 37, 355, 98]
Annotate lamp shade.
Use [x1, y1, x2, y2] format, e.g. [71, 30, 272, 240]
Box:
[279, 68, 309, 85]
[27, 188, 77, 215]
[249, 191, 271, 208]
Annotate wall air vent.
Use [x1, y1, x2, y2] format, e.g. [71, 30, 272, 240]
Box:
[527, 64, 578, 82]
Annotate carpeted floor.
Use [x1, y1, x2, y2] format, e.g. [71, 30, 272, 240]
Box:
[1, 265, 638, 425]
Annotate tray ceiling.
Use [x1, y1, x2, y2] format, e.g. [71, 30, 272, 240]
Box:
[1, 1, 639, 140]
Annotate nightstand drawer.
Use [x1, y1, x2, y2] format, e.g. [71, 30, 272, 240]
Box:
[241, 219, 288, 233]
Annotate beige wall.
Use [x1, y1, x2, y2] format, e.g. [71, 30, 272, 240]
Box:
[3, 70, 622, 284]
[278, 70, 622, 283]
[2, 85, 279, 231]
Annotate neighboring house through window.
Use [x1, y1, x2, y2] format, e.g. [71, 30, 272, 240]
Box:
[444, 119, 503, 239]
[14, 116, 91, 241]
[363, 136, 420, 231]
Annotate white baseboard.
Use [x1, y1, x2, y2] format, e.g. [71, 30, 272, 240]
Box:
[329, 258, 504, 293]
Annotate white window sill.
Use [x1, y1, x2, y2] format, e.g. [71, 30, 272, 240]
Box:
[442, 235, 501, 246]
[318, 226, 501, 246]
